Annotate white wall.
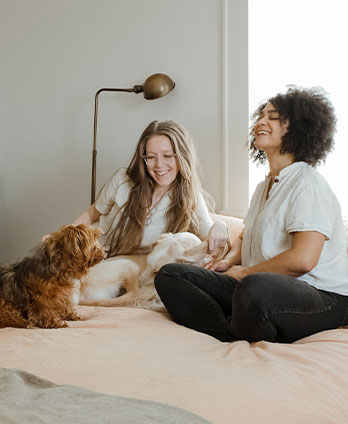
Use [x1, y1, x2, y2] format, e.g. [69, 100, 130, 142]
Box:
[0, 0, 248, 263]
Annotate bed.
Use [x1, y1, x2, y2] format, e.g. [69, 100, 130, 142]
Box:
[1, 215, 348, 423]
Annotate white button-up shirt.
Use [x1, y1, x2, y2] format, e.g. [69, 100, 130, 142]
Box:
[242, 162, 348, 295]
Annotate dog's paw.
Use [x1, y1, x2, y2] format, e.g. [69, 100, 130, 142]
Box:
[66, 311, 81, 321]
[48, 320, 69, 329]
[25, 322, 35, 329]
[32, 318, 69, 329]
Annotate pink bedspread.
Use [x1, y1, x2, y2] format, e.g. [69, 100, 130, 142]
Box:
[1, 306, 348, 423]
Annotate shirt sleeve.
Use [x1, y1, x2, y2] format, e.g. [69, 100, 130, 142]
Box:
[285, 184, 336, 239]
[196, 192, 214, 238]
[95, 168, 128, 215]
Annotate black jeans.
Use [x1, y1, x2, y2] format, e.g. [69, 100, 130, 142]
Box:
[154, 264, 348, 343]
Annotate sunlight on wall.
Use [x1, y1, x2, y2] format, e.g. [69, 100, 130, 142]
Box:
[248, 0, 348, 216]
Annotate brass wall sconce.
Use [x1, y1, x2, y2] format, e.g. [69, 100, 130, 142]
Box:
[91, 73, 175, 204]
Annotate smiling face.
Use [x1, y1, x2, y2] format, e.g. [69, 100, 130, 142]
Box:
[144, 135, 179, 189]
[253, 103, 289, 154]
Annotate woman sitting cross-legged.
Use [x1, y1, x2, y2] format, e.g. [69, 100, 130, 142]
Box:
[154, 87, 348, 343]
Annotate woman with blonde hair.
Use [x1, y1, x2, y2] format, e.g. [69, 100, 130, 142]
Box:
[72, 120, 228, 256]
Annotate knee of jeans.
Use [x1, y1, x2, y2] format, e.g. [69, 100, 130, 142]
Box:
[231, 276, 277, 342]
[155, 263, 180, 279]
[154, 263, 178, 291]
[233, 275, 268, 314]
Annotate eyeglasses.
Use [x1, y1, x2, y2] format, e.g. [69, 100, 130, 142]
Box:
[143, 153, 177, 166]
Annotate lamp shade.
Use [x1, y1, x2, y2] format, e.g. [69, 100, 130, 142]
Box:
[142, 73, 175, 100]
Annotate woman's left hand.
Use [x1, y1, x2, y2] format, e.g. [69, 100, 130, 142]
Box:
[224, 265, 247, 281]
[207, 221, 229, 253]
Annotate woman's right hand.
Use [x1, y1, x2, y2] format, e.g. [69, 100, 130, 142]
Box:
[207, 221, 229, 253]
[205, 231, 243, 272]
[204, 258, 230, 272]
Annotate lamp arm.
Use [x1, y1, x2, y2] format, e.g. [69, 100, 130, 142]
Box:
[91, 87, 139, 205]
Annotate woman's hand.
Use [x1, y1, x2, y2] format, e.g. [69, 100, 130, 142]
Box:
[224, 265, 247, 281]
[207, 221, 229, 253]
[204, 258, 230, 272]
[205, 231, 243, 271]
[205, 260, 247, 281]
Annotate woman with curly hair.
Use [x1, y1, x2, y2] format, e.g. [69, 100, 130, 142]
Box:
[71, 120, 228, 256]
[155, 87, 348, 343]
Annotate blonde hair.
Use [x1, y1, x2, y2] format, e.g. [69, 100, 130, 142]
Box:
[104, 120, 212, 256]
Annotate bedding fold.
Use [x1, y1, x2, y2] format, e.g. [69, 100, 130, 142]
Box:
[0, 367, 211, 424]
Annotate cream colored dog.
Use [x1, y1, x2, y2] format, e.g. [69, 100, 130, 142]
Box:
[78, 232, 228, 311]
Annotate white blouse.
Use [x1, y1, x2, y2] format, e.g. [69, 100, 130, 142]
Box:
[94, 168, 213, 249]
[242, 162, 348, 295]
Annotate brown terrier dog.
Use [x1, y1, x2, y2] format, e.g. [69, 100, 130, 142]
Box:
[0, 224, 105, 329]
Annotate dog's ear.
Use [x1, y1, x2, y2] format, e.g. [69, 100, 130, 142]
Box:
[72, 225, 105, 268]
[150, 240, 159, 251]
[66, 225, 91, 252]
[92, 227, 103, 239]
[147, 233, 173, 256]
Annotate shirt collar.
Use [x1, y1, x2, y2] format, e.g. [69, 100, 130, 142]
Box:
[267, 161, 308, 182]
[278, 161, 308, 178]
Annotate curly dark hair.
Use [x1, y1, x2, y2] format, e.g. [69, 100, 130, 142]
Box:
[249, 86, 337, 166]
